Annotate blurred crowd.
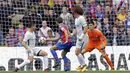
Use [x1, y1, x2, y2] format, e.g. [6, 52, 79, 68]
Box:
[0, 0, 130, 47]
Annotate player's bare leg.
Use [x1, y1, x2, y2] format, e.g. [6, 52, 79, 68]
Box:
[39, 50, 49, 72]
[75, 48, 87, 72]
[14, 55, 34, 72]
[100, 48, 115, 70]
[50, 45, 60, 68]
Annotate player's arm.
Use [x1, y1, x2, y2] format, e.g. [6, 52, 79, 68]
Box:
[79, 17, 88, 40]
[22, 41, 30, 52]
[125, 0, 128, 13]
[46, 32, 60, 41]
[99, 32, 106, 41]
[79, 26, 87, 40]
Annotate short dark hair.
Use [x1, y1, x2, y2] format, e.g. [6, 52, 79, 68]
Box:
[56, 17, 63, 23]
[89, 21, 94, 25]
[73, 5, 84, 15]
[28, 22, 35, 28]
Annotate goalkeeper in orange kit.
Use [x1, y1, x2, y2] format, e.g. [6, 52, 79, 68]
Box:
[81, 21, 115, 71]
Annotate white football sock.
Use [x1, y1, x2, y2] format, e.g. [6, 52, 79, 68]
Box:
[77, 54, 85, 67]
[17, 59, 30, 69]
[43, 56, 48, 69]
[77, 55, 82, 66]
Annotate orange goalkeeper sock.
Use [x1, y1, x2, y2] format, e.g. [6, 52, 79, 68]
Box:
[104, 55, 115, 70]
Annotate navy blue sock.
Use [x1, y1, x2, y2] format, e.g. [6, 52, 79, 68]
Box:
[63, 56, 70, 70]
[50, 50, 60, 63]
[63, 56, 68, 65]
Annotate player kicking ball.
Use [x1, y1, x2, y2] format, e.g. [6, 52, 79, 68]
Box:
[81, 22, 115, 71]
[14, 22, 49, 72]
[47, 17, 73, 71]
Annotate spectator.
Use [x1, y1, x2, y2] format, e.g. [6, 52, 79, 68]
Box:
[53, 0, 63, 16]
[57, 0, 64, 5]
[37, 0, 49, 16]
[125, 28, 130, 45]
[117, 8, 126, 21]
[75, 0, 84, 8]
[60, 5, 74, 32]
[49, 8, 58, 32]
[15, 22, 26, 37]
[114, 18, 120, 27]
[95, 20, 102, 30]
[66, 0, 75, 12]
[5, 28, 18, 47]
[102, 16, 110, 35]
[118, 20, 125, 27]
[0, 0, 15, 37]
[42, 4, 50, 21]
[96, 4, 104, 22]
[38, 21, 52, 45]
[0, 31, 3, 45]
[21, 6, 42, 29]
[102, 16, 112, 45]
[26, 0, 41, 9]
[42, 5, 58, 32]
[49, 8, 57, 17]
[86, 0, 97, 19]
[113, 0, 128, 13]
[106, 4, 117, 27]
[95, 4, 104, 30]
[11, 0, 25, 8]
[15, 22, 26, 46]
[29, 6, 42, 29]
[112, 26, 118, 46]
[46, 29, 57, 46]
[126, 12, 130, 28]
[116, 23, 126, 45]
[37, 2, 44, 16]
[41, 0, 48, 5]
[96, 0, 106, 6]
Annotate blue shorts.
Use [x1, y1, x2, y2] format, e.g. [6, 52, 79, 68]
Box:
[56, 42, 73, 52]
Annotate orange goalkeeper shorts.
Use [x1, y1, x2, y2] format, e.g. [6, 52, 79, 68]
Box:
[84, 40, 107, 52]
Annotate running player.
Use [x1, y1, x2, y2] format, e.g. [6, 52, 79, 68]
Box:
[81, 22, 115, 71]
[71, 5, 88, 72]
[14, 22, 49, 72]
[48, 17, 73, 71]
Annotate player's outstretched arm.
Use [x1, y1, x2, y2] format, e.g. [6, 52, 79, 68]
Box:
[83, 26, 88, 34]
[79, 16, 88, 40]
[47, 32, 60, 41]
[98, 30, 106, 41]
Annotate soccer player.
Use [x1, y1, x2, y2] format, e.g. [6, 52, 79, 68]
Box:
[71, 5, 88, 72]
[48, 17, 73, 71]
[81, 22, 115, 70]
[14, 22, 49, 72]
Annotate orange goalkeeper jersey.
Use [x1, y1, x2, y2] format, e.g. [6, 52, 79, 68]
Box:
[87, 29, 107, 44]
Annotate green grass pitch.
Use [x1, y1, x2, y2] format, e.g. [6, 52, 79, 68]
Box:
[0, 71, 130, 73]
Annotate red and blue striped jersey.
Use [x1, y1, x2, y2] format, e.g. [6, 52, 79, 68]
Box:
[58, 24, 71, 43]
